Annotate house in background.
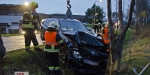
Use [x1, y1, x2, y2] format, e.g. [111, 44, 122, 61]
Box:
[0, 16, 21, 34]
[0, 4, 24, 34]
[0, 4, 94, 34]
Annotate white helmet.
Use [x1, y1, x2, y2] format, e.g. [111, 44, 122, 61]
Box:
[105, 21, 109, 27]
[106, 21, 108, 25]
[48, 21, 57, 28]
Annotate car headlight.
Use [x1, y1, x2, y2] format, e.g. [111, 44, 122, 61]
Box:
[22, 31, 26, 34]
[34, 30, 37, 34]
[72, 50, 82, 61]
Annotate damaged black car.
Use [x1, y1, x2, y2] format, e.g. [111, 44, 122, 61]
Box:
[40, 18, 109, 75]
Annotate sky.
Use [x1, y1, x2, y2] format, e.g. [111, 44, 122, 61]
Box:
[0, 0, 130, 15]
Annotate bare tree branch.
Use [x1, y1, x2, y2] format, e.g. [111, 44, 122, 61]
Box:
[123, 0, 135, 34]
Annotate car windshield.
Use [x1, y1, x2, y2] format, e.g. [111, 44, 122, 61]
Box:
[60, 21, 88, 32]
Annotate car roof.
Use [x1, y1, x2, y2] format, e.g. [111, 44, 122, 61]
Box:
[45, 18, 81, 22]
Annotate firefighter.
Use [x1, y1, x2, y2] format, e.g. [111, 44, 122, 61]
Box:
[44, 21, 66, 73]
[92, 13, 103, 33]
[100, 22, 110, 52]
[21, 1, 42, 51]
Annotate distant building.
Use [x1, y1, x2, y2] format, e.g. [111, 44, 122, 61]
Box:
[0, 4, 24, 34]
[0, 4, 94, 34]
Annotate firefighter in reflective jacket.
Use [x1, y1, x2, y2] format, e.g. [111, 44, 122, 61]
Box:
[44, 21, 66, 72]
[92, 13, 102, 33]
[21, 1, 42, 51]
[100, 22, 110, 52]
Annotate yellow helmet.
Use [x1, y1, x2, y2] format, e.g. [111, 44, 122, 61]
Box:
[29, 1, 38, 8]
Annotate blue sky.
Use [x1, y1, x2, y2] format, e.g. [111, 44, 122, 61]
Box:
[1, 0, 130, 15]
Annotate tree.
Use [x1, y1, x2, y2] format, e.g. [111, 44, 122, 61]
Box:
[106, 0, 135, 75]
[134, 0, 149, 35]
[112, 12, 118, 22]
[85, 3, 105, 23]
[118, 0, 123, 30]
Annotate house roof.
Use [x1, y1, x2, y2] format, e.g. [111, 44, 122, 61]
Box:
[0, 23, 9, 26]
[49, 14, 66, 16]
[0, 4, 23, 7]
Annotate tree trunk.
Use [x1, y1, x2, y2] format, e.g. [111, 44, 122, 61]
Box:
[118, 0, 123, 31]
[117, 0, 124, 69]
[106, 0, 116, 74]
[135, 17, 140, 35]
[106, 0, 135, 75]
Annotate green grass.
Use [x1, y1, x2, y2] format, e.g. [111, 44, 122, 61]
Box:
[3, 46, 48, 75]
[84, 24, 92, 28]
[1, 34, 22, 37]
[3, 46, 76, 75]
[124, 28, 134, 44]
[1, 32, 40, 37]
[119, 27, 150, 75]
[119, 37, 150, 75]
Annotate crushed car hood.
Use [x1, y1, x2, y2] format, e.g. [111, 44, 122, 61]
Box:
[63, 31, 104, 47]
[63, 31, 107, 59]
[61, 31, 108, 74]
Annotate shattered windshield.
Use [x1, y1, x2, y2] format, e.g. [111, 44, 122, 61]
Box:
[60, 21, 88, 32]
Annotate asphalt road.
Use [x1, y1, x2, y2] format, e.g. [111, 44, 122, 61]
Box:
[2, 29, 96, 52]
[2, 34, 44, 51]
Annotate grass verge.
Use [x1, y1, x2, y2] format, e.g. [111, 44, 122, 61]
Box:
[84, 24, 92, 28]
[1, 34, 22, 37]
[124, 28, 134, 44]
[119, 26, 150, 75]
[2, 46, 75, 75]
[1, 31, 40, 37]
[3, 46, 48, 75]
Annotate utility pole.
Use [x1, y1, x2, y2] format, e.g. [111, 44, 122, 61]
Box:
[95, 0, 102, 15]
[116, 0, 117, 22]
[95, 2, 96, 14]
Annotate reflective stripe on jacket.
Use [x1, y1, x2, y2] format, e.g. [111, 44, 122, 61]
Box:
[22, 21, 35, 29]
[93, 19, 99, 25]
[44, 31, 59, 52]
[102, 27, 110, 44]
[21, 12, 37, 29]
[44, 45, 59, 52]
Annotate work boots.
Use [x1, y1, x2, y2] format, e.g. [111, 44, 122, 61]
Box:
[25, 49, 32, 52]
[25, 48, 42, 52]
[34, 47, 42, 51]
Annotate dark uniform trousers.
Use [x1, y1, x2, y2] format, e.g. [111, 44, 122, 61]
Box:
[93, 25, 99, 33]
[44, 44, 59, 68]
[24, 29, 39, 49]
[93, 17, 103, 33]
[0, 53, 5, 75]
